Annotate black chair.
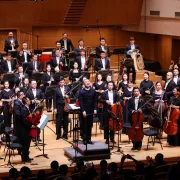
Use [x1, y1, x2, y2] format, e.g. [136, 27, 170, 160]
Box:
[93, 116, 100, 136]
[143, 116, 163, 150]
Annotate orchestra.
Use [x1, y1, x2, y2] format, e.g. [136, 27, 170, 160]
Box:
[0, 31, 180, 164]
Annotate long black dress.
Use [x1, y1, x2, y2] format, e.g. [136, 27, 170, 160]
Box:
[69, 69, 81, 82]
[0, 89, 14, 127]
[118, 81, 128, 92]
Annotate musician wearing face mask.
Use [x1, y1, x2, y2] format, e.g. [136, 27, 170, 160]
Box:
[54, 77, 70, 140]
[4, 32, 19, 53]
[17, 42, 32, 64]
[75, 49, 90, 71]
[74, 39, 85, 57]
[101, 81, 118, 144]
[96, 38, 110, 58]
[2, 53, 16, 74]
[14, 66, 28, 87]
[95, 51, 110, 72]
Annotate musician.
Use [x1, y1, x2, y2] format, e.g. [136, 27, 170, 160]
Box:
[75, 49, 90, 71]
[42, 64, 55, 112]
[101, 81, 118, 144]
[59, 33, 74, 53]
[167, 87, 180, 146]
[140, 72, 155, 97]
[74, 39, 85, 57]
[20, 97, 34, 162]
[28, 54, 42, 75]
[17, 42, 32, 64]
[118, 73, 128, 92]
[173, 68, 180, 86]
[4, 32, 19, 53]
[0, 81, 14, 127]
[69, 62, 82, 83]
[20, 78, 30, 94]
[78, 79, 97, 144]
[164, 72, 176, 101]
[54, 77, 70, 140]
[14, 65, 28, 87]
[153, 82, 165, 102]
[95, 51, 110, 72]
[2, 53, 16, 73]
[128, 87, 145, 151]
[51, 49, 65, 72]
[52, 41, 63, 57]
[96, 38, 110, 58]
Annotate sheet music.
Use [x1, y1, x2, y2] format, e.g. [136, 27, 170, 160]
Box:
[69, 104, 80, 110]
[37, 114, 50, 130]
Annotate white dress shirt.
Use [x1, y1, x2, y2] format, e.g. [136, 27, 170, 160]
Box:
[33, 61, 37, 69]
[81, 56, 86, 70]
[24, 51, 27, 62]
[164, 80, 170, 89]
[60, 86, 65, 96]
[10, 39, 15, 51]
[173, 76, 178, 84]
[7, 60, 12, 72]
[101, 45, 105, 51]
[101, 59, 106, 69]
[134, 96, 139, 111]
[56, 57, 60, 65]
[32, 89, 37, 98]
[108, 91, 114, 105]
[79, 46, 83, 49]
[131, 44, 135, 50]
[64, 40, 67, 50]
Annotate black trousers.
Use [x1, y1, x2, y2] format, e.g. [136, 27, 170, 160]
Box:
[132, 141, 142, 149]
[46, 97, 52, 110]
[3, 107, 12, 127]
[56, 104, 68, 136]
[126, 66, 136, 82]
[81, 114, 93, 141]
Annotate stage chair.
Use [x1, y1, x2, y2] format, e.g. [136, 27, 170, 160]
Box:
[155, 164, 171, 174]
[143, 117, 163, 150]
[93, 116, 100, 136]
[155, 172, 168, 180]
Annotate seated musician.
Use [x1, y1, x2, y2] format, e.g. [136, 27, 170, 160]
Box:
[20, 77, 30, 94]
[53, 76, 70, 140]
[95, 51, 110, 72]
[14, 65, 28, 87]
[28, 54, 42, 76]
[96, 38, 110, 58]
[173, 68, 180, 86]
[42, 64, 55, 112]
[128, 87, 145, 151]
[104, 74, 116, 91]
[4, 32, 19, 53]
[74, 39, 85, 57]
[118, 73, 128, 93]
[69, 62, 82, 83]
[52, 41, 63, 57]
[51, 49, 65, 72]
[17, 42, 32, 64]
[125, 37, 139, 84]
[140, 72, 155, 97]
[2, 53, 16, 73]
[167, 87, 180, 146]
[75, 49, 90, 71]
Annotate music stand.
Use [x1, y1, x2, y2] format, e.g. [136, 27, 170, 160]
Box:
[8, 50, 17, 58]
[97, 70, 114, 81]
[22, 62, 29, 71]
[81, 71, 90, 79]
[2, 73, 15, 89]
[54, 71, 69, 83]
[34, 50, 42, 55]
[31, 72, 43, 87]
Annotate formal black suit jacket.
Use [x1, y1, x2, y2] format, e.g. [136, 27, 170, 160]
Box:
[17, 51, 31, 64]
[75, 56, 90, 71]
[59, 38, 74, 53]
[2, 60, 16, 73]
[165, 80, 176, 99]
[74, 47, 84, 57]
[96, 45, 110, 58]
[53, 85, 70, 109]
[51, 56, 65, 69]
[78, 88, 97, 114]
[14, 73, 28, 86]
[95, 58, 110, 72]
[128, 96, 145, 113]
[0, 53, 3, 61]
[4, 38, 19, 52]
[28, 61, 42, 72]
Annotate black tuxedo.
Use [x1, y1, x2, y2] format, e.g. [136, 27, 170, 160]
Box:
[17, 51, 31, 64]
[101, 90, 118, 140]
[28, 61, 42, 73]
[95, 58, 110, 72]
[2, 60, 16, 73]
[74, 47, 84, 57]
[51, 56, 65, 70]
[96, 45, 110, 58]
[53, 86, 70, 136]
[75, 56, 90, 71]
[4, 38, 19, 52]
[59, 38, 74, 53]
[78, 88, 97, 141]
[125, 44, 139, 57]
[165, 80, 176, 100]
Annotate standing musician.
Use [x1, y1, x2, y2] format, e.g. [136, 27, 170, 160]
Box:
[2, 53, 16, 73]
[59, 33, 74, 53]
[28, 54, 42, 76]
[173, 68, 180, 86]
[140, 72, 155, 97]
[42, 64, 55, 112]
[78, 79, 97, 145]
[0, 81, 14, 127]
[69, 62, 82, 83]
[75, 49, 90, 71]
[53, 77, 70, 140]
[96, 38, 110, 58]
[95, 51, 110, 72]
[51, 49, 65, 72]
[74, 39, 85, 57]
[128, 87, 145, 151]
[125, 37, 139, 84]
[4, 32, 19, 53]
[20, 77, 30, 94]
[52, 41, 63, 57]
[101, 81, 119, 144]
[17, 42, 32, 64]
[167, 87, 180, 146]
[164, 72, 176, 101]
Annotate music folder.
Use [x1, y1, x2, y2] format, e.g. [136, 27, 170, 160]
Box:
[37, 114, 50, 130]
[65, 104, 80, 111]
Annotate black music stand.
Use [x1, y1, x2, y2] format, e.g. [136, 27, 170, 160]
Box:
[22, 62, 29, 72]
[54, 71, 70, 83]
[2, 73, 15, 89]
[8, 50, 17, 58]
[31, 72, 43, 87]
[34, 50, 42, 55]
[81, 71, 90, 79]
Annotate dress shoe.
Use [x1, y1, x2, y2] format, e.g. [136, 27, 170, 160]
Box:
[131, 147, 136, 150]
[137, 148, 141, 151]
[105, 140, 109, 144]
[56, 135, 61, 140]
[28, 157, 34, 161]
[87, 140, 94, 144]
[62, 134, 68, 139]
[110, 140, 116, 144]
[37, 138, 42, 142]
[83, 140, 87, 145]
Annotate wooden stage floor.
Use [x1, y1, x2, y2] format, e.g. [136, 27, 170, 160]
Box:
[0, 121, 179, 177]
